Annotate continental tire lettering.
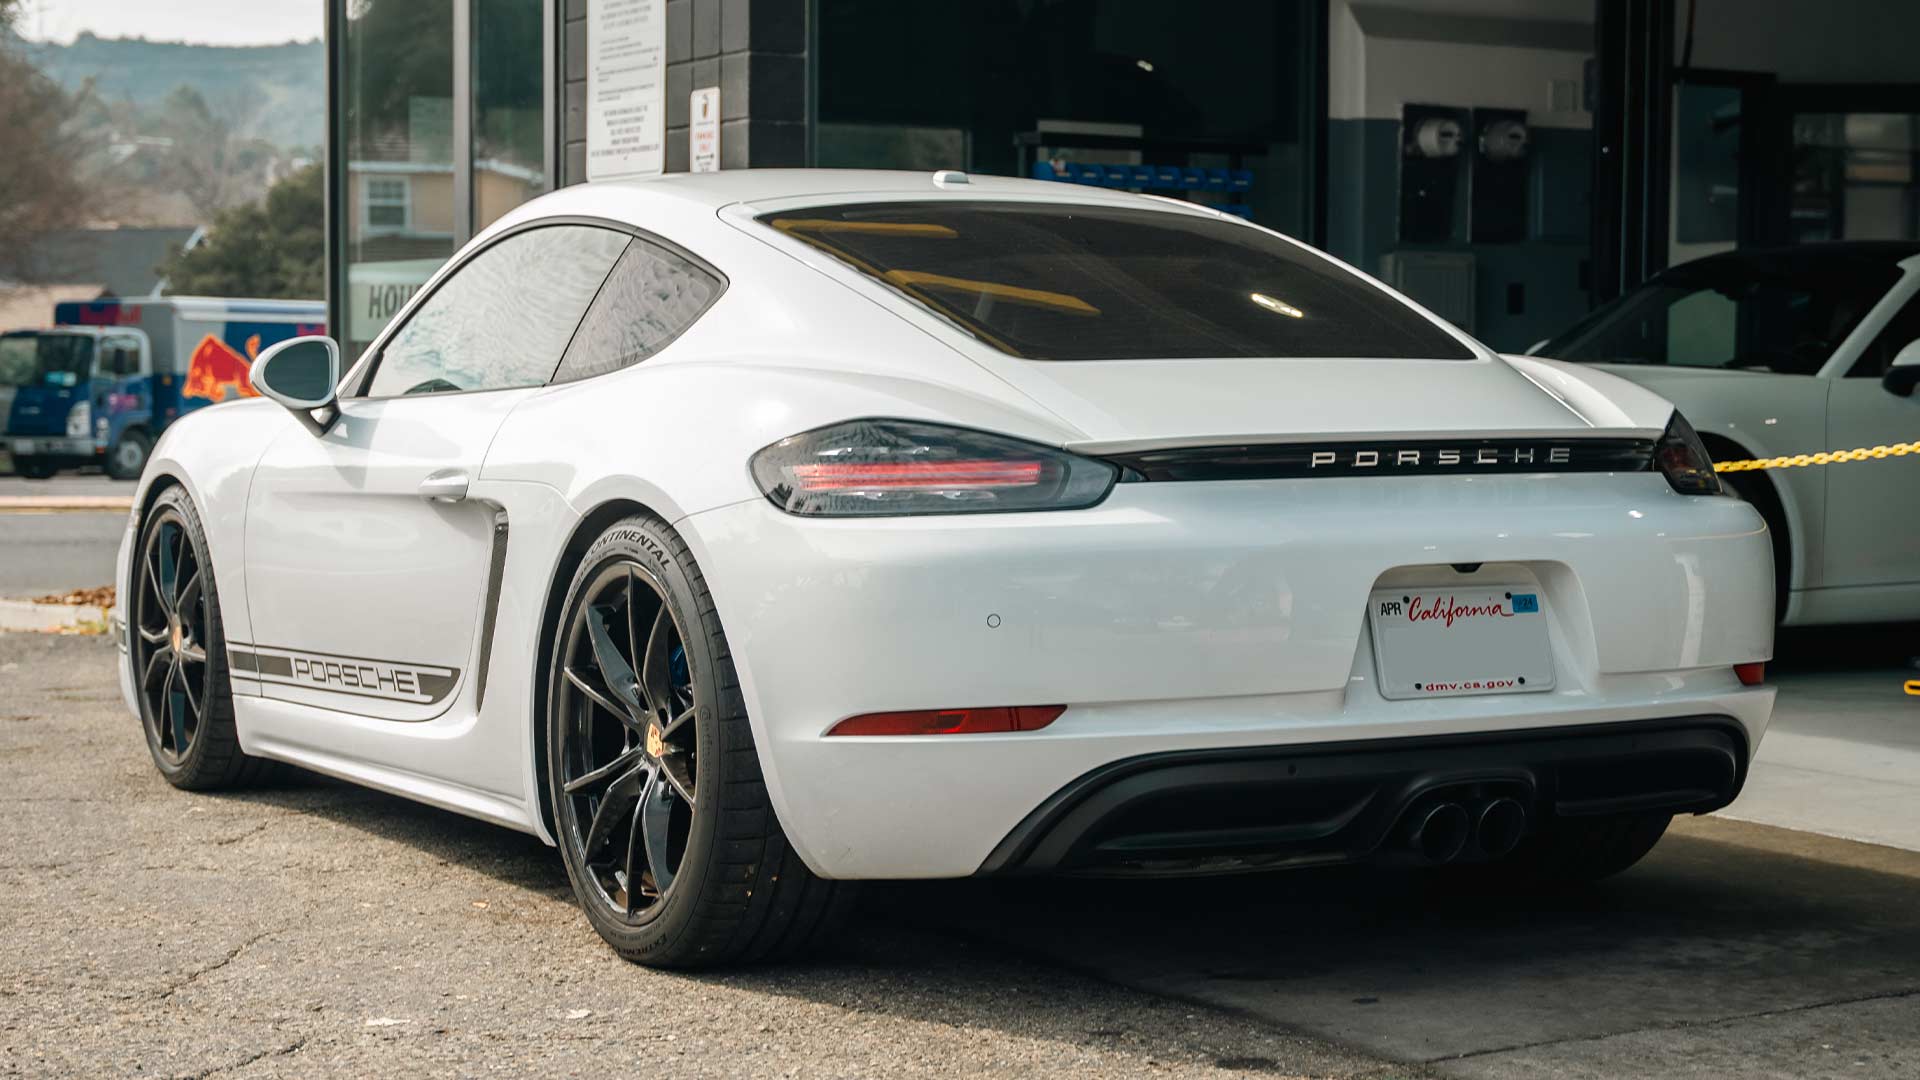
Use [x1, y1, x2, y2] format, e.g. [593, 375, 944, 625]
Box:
[236, 643, 456, 705]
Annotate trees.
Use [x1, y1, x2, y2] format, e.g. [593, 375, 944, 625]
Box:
[0, 0, 93, 286]
[157, 162, 323, 299]
[153, 85, 282, 218]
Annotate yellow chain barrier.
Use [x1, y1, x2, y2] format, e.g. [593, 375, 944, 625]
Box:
[1713, 440, 1920, 473]
[1907, 680, 1920, 697]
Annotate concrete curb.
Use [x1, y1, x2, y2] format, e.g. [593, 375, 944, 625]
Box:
[0, 496, 133, 513]
[0, 599, 109, 632]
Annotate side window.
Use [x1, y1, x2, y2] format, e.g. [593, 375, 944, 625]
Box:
[100, 336, 141, 377]
[551, 238, 722, 384]
[364, 225, 629, 398]
[1850, 290, 1920, 377]
[1664, 289, 1737, 369]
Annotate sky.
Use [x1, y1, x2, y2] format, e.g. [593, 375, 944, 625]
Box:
[21, 0, 322, 45]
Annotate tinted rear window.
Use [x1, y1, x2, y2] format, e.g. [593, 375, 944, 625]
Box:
[760, 201, 1475, 361]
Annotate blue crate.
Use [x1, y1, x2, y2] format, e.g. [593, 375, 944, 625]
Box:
[1066, 162, 1104, 185]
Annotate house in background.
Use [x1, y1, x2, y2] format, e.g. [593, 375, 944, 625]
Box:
[343, 133, 542, 351]
[0, 225, 203, 333]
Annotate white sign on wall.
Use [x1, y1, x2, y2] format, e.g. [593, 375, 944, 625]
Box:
[690, 87, 720, 173]
[586, 0, 666, 180]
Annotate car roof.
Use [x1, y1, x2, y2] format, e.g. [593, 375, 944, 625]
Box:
[542, 168, 1193, 213]
[1667, 241, 1920, 277]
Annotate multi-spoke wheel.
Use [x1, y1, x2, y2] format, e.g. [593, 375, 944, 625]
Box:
[547, 514, 851, 968]
[131, 487, 266, 789]
[136, 504, 210, 762]
[555, 559, 698, 920]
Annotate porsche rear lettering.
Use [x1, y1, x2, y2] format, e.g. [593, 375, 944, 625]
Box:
[1309, 446, 1573, 469]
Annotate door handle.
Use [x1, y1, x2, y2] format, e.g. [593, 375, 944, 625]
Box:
[418, 468, 471, 502]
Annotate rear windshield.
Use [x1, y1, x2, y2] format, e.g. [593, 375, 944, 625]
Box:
[759, 201, 1475, 361]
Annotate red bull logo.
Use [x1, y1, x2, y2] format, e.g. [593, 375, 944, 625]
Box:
[182, 334, 261, 403]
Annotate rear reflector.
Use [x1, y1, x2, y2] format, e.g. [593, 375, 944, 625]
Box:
[826, 705, 1066, 737]
[1734, 662, 1765, 686]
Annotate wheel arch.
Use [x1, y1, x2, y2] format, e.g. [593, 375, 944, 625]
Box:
[134, 469, 183, 528]
[529, 496, 658, 841]
[1697, 432, 1795, 610]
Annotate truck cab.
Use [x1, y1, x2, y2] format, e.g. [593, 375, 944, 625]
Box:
[6, 296, 324, 480]
[1, 327, 150, 479]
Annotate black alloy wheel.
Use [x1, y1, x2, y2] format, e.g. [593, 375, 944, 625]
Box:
[131, 486, 267, 789]
[547, 515, 851, 967]
[554, 559, 698, 922]
[135, 504, 211, 765]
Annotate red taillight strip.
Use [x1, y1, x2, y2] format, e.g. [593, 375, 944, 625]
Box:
[1734, 662, 1765, 686]
[788, 460, 1043, 491]
[826, 705, 1066, 736]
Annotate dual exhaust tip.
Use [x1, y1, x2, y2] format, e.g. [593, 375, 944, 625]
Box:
[1405, 796, 1528, 863]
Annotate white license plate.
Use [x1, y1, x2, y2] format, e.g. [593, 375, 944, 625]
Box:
[11, 439, 33, 455]
[1368, 587, 1554, 700]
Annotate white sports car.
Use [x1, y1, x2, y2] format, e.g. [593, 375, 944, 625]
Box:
[114, 170, 1776, 968]
[1532, 243, 1920, 625]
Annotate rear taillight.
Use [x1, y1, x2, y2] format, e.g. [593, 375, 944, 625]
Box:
[750, 419, 1117, 517]
[1654, 411, 1723, 495]
[826, 706, 1066, 736]
[1735, 662, 1765, 686]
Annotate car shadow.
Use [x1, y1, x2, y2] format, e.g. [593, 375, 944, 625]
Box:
[1775, 619, 1920, 672]
[206, 766, 1920, 1068]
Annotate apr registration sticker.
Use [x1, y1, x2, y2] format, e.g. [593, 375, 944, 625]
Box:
[1368, 588, 1555, 700]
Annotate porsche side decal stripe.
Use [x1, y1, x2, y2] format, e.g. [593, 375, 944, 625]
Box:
[227, 643, 458, 705]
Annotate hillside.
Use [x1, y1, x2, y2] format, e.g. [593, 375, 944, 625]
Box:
[21, 32, 323, 150]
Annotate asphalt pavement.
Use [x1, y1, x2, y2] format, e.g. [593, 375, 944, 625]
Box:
[0, 474, 132, 599]
[0, 635, 1387, 1080]
[5, 634, 1920, 1079]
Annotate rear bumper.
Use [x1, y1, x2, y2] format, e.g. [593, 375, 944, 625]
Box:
[684, 472, 1776, 880]
[979, 716, 1746, 876]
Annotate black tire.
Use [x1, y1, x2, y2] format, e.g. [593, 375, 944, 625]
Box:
[1718, 468, 1789, 623]
[14, 459, 56, 479]
[1501, 813, 1671, 884]
[547, 513, 852, 968]
[107, 429, 152, 481]
[131, 486, 274, 790]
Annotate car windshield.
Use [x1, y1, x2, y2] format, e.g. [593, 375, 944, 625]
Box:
[0, 332, 94, 388]
[1536, 256, 1896, 375]
[760, 201, 1475, 361]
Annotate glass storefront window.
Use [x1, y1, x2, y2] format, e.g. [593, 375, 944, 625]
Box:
[473, 0, 548, 231]
[815, 0, 1320, 238]
[341, 0, 457, 358]
[1791, 112, 1920, 244]
[332, 0, 549, 358]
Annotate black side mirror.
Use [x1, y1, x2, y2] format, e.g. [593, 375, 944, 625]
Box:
[1885, 339, 1920, 398]
[250, 336, 341, 434]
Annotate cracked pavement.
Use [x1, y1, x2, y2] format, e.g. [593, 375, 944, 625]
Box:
[4, 633, 1920, 1078]
[0, 634, 1396, 1079]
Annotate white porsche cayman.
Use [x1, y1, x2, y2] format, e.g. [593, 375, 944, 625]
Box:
[113, 169, 1776, 967]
